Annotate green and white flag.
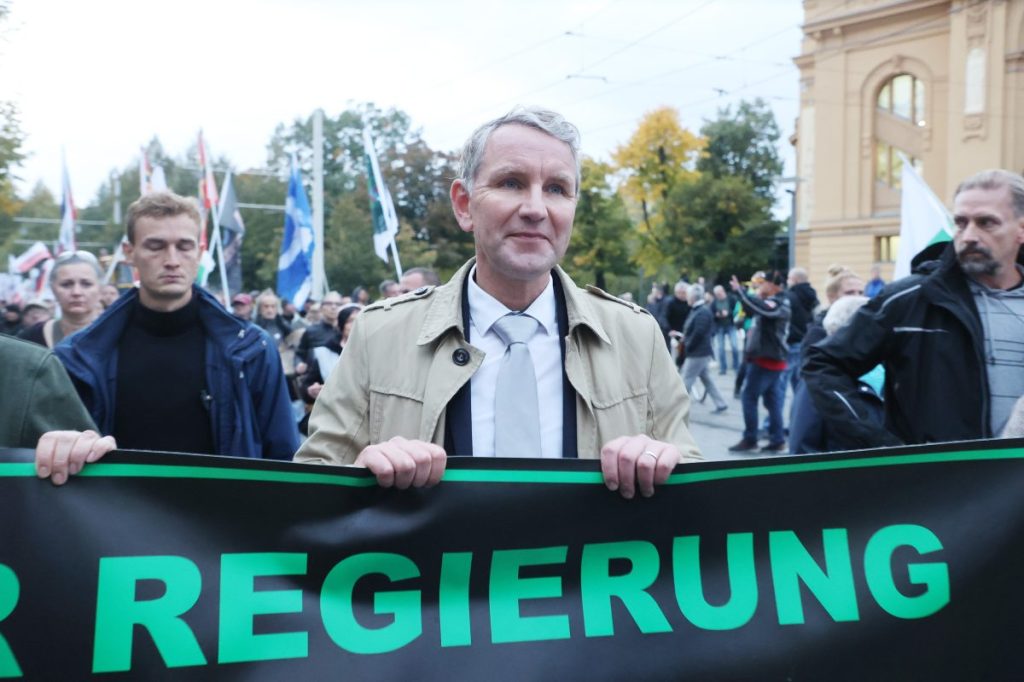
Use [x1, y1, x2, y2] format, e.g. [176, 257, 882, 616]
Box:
[363, 128, 400, 263]
[894, 155, 953, 279]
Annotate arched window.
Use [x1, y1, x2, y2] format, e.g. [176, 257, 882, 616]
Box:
[873, 72, 927, 206]
[876, 141, 922, 190]
[877, 73, 926, 127]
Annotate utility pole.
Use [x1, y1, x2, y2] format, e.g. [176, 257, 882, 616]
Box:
[779, 176, 801, 271]
[112, 174, 122, 226]
[312, 108, 327, 298]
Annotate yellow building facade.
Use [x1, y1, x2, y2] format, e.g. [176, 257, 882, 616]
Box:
[793, 0, 1024, 288]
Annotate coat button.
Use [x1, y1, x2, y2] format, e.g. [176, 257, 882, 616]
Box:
[452, 348, 470, 366]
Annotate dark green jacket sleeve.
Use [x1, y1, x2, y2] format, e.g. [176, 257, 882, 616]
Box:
[9, 350, 97, 448]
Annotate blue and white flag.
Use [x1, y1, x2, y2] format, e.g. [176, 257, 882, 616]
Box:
[277, 155, 315, 307]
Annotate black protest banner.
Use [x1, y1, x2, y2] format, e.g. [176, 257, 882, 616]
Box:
[1, 440, 1023, 680]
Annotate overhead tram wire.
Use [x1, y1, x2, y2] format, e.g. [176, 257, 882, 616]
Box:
[420, 32, 569, 96]
[568, 2, 963, 119]
[464, 0, 720, 118]
[416, 0, 623, 97]
[580, 65, 797, 138]
[565, 21, 801, 108]
[567, 0, 719, 76]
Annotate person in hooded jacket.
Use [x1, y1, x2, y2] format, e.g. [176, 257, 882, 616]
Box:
[803, 169, 1024, 447]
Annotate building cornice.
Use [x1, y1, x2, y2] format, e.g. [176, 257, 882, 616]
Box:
[803, 0, 951, 37]
[807, 217, 902, 234]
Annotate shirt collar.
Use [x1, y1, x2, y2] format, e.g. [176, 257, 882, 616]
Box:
[467, 265, 557, 337]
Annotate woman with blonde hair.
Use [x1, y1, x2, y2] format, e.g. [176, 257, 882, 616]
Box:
[800, 265, 865, 354]
[19, 251, 103, 348]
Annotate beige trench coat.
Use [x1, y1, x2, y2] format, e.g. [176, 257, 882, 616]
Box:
[295, 261, 702, 464]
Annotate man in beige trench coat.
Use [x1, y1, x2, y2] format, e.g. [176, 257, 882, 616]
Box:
[296, 106, 702, 499]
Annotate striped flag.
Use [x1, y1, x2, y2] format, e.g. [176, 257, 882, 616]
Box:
[9, 241, 52, 274]
[894, 155, 953, 280]
[58, 156, 77, 255]
[363, 128, 400, 263]
[196, 131, 219, 286]
[277, 155, 315, 307]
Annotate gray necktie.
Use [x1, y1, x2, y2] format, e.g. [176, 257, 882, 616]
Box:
[492, 313, 542, 457]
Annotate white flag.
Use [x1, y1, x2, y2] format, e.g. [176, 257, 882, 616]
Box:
[58, 155, 77, 255]
[10, 241, 52, 274]
[363, 128, 400, 263]
[894, 155, 953, 280]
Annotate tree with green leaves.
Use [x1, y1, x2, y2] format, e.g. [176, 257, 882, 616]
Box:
[660, 98, 785, 282]
[612, 106, 704, 274]
[566, 158, 635, 291]
[266, 105, 464, 291]
[0, 102, 26, 258]
[698, 98, 783, 199]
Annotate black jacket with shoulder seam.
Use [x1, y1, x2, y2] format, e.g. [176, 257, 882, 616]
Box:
[802, 241, 1002, 448]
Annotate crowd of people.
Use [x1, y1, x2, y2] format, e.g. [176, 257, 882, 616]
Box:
[2, 105, 1024, 497]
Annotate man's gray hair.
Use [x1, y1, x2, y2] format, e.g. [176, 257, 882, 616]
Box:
[688, 284, 705, 302]
[954, 169, 1024, 217]
[788, 267, 809, 283]
[823, 295, 869, 336]
[403, 266, 440, 287]
[457, 106, 582, 194]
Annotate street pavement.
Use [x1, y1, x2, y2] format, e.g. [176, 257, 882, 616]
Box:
[681, 359, 795, 461]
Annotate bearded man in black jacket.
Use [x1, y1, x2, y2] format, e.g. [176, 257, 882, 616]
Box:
[803, 169, 1024, 448]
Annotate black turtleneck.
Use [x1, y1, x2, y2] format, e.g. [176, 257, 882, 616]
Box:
[114, 295, 215, 454]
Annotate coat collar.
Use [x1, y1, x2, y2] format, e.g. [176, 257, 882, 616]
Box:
[416, 259, 611, 346]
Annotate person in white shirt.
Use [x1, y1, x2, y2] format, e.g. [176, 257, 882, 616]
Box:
[296, 106, 702, 499]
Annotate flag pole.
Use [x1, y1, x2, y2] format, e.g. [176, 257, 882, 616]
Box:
[103, 242, 123, 284]
[390, 235, 403, 279]
[312, 109, 327, 298]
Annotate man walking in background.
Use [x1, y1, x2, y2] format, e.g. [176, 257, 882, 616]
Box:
[711, 284, 739, 374]
[680, 284, 729, 414]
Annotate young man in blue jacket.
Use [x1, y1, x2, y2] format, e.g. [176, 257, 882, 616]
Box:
[35, 191, 299, 484]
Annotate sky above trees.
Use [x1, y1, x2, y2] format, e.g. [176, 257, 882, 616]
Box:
[1, 0, 802, 204]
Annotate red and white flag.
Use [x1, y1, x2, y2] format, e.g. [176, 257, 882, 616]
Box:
[9, 241, 52, 274]
[195, 131, 219, 286]
[197, 131, 219, 209]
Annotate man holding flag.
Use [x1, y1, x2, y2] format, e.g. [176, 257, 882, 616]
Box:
[803, 169, 1024, 449]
